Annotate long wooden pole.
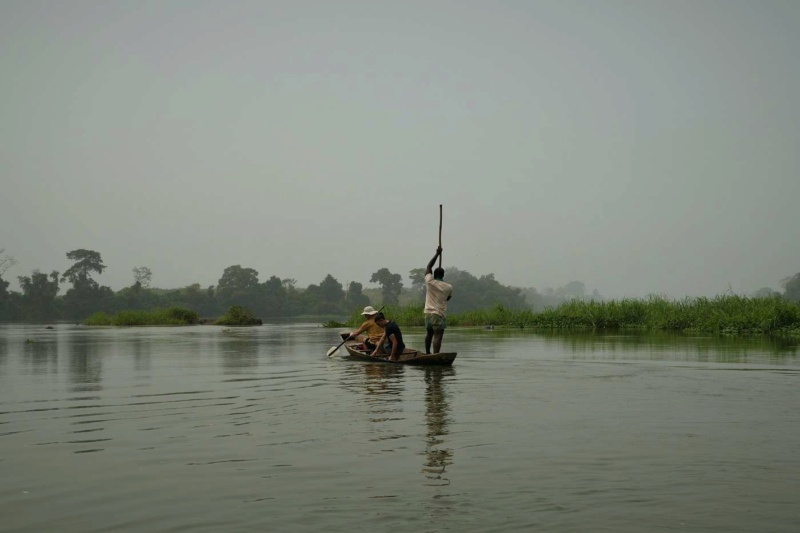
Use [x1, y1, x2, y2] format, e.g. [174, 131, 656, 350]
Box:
[438, 204, 443, 268]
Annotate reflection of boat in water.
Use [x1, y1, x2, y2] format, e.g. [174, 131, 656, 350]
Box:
[338, 333, 457, 366]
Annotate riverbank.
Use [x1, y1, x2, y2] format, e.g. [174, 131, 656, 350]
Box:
[84, 305, 262, 326]
[352, 296, 800, 336]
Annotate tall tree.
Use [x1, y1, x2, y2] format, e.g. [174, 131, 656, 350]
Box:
[781, 272, 800, 302]
[441, 267, 526, 313]
[158, 283, 218, 317]
[0, 248, 16, 278]
[217, 265, 260, 310]
[345, 281, 370, 310]
[132, 266, 153, 289]
[370, 268, 403, 306]
[0, 274, 10, 320]
[62, 249, 106, 288]
[555, 281, 586, 301]
[752, 287, 780, 299]
[262, 275, 287, 317]
[282, 278, 299, 315]
[408, 268, 426, 302]
[61, 248, 114, 318]
[301, 284, 322, 313]
[0, 248, 15, 320]
[61, 250, 112, 319]
[18, 270, 60, 321]
[318, 274, 345, 313]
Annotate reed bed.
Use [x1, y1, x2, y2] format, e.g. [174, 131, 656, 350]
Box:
[346, 296, 800, 336]
[85, 307, 199, 326]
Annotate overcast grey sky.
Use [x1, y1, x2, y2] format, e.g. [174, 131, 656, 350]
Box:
[2, 0, 798, 298]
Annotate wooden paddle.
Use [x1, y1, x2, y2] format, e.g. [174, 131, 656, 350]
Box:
[327, 306, 385, 357]
[326, 336, 350, 357]
[438, 204, 443, 268]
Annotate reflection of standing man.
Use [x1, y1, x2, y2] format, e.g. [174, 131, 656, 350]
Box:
[422, 367, 453, 484]
[424, 246, 453, 354]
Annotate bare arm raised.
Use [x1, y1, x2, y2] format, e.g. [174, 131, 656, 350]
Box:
[425, 246, 442, 275]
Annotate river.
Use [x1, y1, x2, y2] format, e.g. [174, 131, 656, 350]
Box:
[1, 323, 799, 532]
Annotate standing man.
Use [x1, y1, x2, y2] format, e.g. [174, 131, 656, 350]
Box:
[424, 246, 453, 354]
[371, 313, 405, 361]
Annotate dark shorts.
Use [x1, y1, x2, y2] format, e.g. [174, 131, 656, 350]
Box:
[425, 313, 447, 331]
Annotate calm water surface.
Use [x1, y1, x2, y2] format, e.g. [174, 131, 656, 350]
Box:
[1, 324, 799, 532]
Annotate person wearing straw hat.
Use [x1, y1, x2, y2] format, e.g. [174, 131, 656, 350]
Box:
[344, 306, 385, 351]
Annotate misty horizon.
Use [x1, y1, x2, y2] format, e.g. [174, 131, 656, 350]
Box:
[2, 1, 798, 300]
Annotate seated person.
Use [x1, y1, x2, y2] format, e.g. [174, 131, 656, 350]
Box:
[346, 306, 384, 350]
[371, 313, 406, 361]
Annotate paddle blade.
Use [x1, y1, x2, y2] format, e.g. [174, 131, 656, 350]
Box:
[327, 345, 340, 357]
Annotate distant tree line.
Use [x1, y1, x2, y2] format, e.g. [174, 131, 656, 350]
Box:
[1, 247, 798, 322]
[0, 248, 527, 321]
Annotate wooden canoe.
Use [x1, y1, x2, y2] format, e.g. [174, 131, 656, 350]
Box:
[339, 335, 457, 366]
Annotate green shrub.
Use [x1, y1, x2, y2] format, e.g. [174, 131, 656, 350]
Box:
[85, 312, 113, 326]
[215, 306, 262, 326]
[166, 307, 199, 323]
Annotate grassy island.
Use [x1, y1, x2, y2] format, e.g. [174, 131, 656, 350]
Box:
[85, 307, 200, 326]
[214, 306, 263, 326]
[347, 296, 800, 336]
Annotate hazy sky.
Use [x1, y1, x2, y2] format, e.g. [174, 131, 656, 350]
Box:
[2, 0, 798, 299]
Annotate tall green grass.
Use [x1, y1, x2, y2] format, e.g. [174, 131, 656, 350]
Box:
[342, 296, 800, 336]
[344, 303, 536, 328]
[85, 307, 199, 326]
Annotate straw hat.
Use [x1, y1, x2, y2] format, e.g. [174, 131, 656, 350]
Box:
[361, 306, 378, 316]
